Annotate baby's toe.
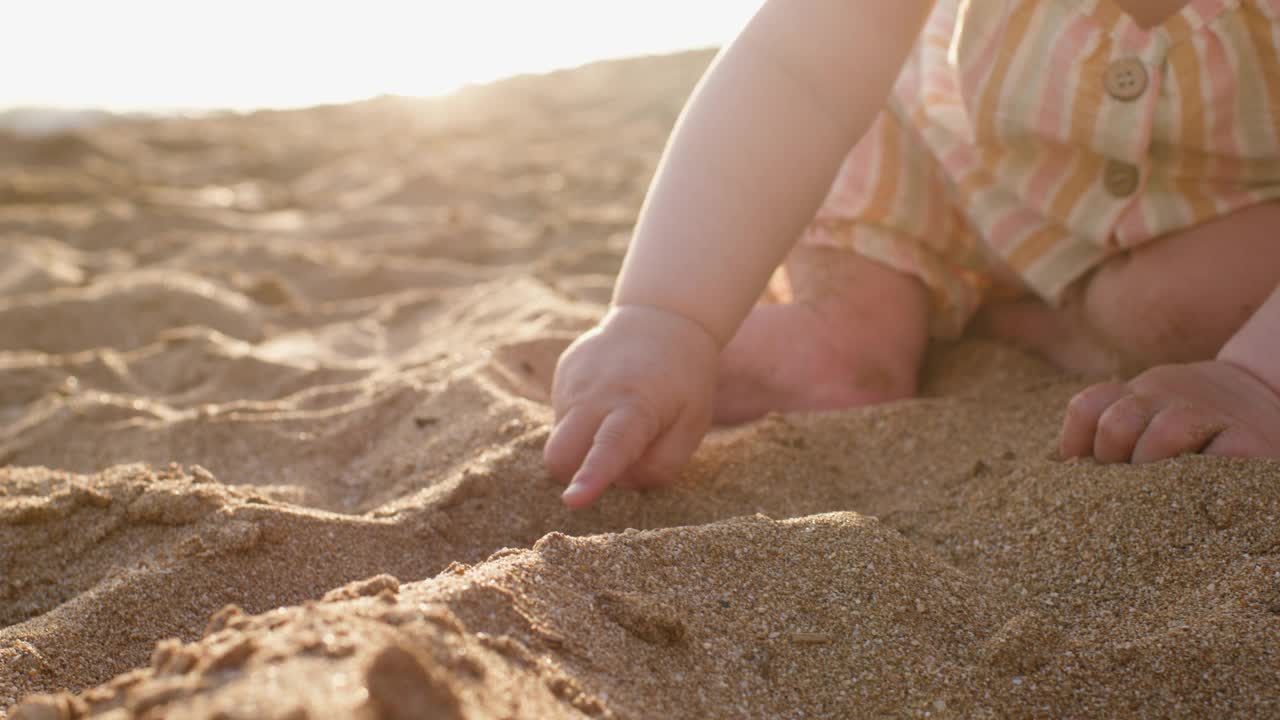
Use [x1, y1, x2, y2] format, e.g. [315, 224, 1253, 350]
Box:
[1059, 382, 1127, 458]
[1094, 393, 1159, 464]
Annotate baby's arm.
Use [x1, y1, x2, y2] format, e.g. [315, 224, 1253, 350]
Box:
[615, 0, 935, 345]
[546, 0, 936, 507]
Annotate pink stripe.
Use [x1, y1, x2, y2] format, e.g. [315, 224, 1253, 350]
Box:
[924, 69, 958, 94]
[819, 119, 884, 219]
[986, 206, 1045, 254]
[1023, 146, 1076, 211]
[942, 142, 981, 178]
[1118, 18, 1150, 52]
[925, 0, 961, 43]
[1113, 197, 1151, 242]
[1200, 29, 1241, 156]
[1034, 16, 1097, 140]
[961, 11, 1015, 104]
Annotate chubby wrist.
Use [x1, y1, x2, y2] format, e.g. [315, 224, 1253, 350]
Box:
[610, 280, 747, 349]
[602, 303, 723, 353]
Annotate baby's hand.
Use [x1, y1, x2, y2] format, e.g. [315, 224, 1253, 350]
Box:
[545, 305, 719, 508]
[1059, 360, 1280, 463]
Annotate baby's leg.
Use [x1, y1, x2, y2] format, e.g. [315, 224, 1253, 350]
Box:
[1078, 202, 1280, 367]
[714, 245, 930, 424]
[977, 201, 1280, 374]
[713, 99, 971, 425]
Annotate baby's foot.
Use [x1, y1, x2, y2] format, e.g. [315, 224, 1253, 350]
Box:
[714, 300, 922, 425]
[1059, 360, 1280, 462]
[714, 245, 930, 425]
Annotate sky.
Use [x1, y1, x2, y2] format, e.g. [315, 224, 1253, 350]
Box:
[4, 1, 764, 111]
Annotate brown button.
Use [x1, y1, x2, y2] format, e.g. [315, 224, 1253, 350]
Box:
[1105, 58, 1148, 101]
[1103, 160, 1140, 197]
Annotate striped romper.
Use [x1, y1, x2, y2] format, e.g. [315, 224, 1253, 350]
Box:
[803, 0, 1280, 336]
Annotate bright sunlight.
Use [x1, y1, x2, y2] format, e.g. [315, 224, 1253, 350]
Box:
[3, 0, 763, 111]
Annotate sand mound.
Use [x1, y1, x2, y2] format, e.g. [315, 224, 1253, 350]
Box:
[3, 51, 1279, 718]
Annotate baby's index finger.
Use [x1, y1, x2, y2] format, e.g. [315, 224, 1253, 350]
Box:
[560, 404, 659, 508]
[543, 406, 598, 484]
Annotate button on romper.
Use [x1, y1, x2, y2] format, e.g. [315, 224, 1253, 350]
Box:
[800, 0, 1280, 336]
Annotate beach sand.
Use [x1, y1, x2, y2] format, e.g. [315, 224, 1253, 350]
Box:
[3, 51, 1279, 719]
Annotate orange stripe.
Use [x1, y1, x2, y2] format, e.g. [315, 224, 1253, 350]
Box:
[1042, 38, 1113, 227]
[1007, 225, 1062, 272]
[1166, 34, 1217, 219]
[1244, 3, 1280, 148]
[860, 112, 904, 223]
[1163, 12, 1195, 47]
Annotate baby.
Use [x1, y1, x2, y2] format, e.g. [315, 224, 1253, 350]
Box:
[545, 0, 1280, 507]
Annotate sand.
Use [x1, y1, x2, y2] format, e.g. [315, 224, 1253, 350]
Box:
[2, 50, 1279, 719]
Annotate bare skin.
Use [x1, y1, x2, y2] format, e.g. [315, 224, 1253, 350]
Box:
[719, 197, 1280, 470]
[974, 203, 1280, 376]
[977, 201, 1280, 462]
[590, 200, 1280, 495]
[1116, 0, 1201, 28]
[545, 0, 1280, 508]
[732, 201, 1280, 466]
[552, 207, 1280, 511]
[546, 0, 935, 507]
[714, 247, 929, 425]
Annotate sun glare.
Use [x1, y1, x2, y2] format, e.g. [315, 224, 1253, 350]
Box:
[5, 0, 762, 111]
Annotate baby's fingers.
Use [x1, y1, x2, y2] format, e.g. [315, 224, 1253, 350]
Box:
[544, 406, 601, 484]
[561, 404, 660, 508]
